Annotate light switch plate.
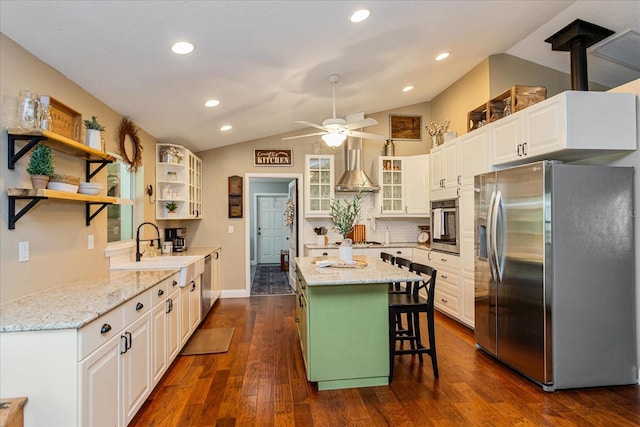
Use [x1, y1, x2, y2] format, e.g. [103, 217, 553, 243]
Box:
[19, 241, 29, 262]
[228, 225, 234, 233]
[88, 234, 94, 250]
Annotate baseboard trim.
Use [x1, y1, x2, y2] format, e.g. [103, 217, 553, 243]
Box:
[221, 289, 250, 299]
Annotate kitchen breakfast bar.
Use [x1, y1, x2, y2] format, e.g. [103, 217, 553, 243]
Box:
[294, 256, 423, 390]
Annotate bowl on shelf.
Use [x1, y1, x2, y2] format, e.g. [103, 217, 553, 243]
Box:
[78, 182, 104, 196]
[47, 181, 79, 193]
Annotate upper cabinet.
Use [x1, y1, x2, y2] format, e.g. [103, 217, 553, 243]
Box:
[431, 127, 491, 201]
[156, 144, 202, 220]
[304, 155, 334, 218]
[374, 155, 429, 217]
[491, 91, 637, 167]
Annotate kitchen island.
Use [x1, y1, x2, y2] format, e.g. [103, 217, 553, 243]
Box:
[295, 256, 423, 390]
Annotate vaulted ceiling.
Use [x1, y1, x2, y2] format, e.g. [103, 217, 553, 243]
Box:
[1, 1, 638, 152]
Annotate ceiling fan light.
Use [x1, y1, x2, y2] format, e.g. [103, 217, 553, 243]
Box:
[171, 41, 195, 55]
[322, 132, 346, 147]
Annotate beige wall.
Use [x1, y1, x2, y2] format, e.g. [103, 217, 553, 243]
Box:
[0, 34, 158, 302]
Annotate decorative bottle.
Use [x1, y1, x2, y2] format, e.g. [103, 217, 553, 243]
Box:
[39, 95, 53, 131]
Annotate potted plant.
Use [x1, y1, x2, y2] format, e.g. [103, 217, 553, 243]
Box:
[165, 201, 178, 217]
[83, 116, 105, 151]
[26, 144, 55, 189]
[329, 191, 362, 240]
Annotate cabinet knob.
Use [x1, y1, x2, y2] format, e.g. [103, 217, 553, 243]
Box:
[100, 323, 112, 334]
[157, 289, 165, 297]
[441, 298, 448, 304]
[136, 302, 144, 311]
[172, 280, 178, 287]
[191, 281, 196, 291]
[441, 274, 448, 279]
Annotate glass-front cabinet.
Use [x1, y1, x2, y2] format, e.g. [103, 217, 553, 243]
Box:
[379, 157, 404, 214]
[156, 143, 202, 220]
[304, 155, 334, 217]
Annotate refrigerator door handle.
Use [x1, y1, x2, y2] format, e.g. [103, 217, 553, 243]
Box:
[493, 190, 505, 283]
[486, 191, 498, 283]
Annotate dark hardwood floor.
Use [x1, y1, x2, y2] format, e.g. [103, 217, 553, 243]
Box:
[130, 295, 640, 426]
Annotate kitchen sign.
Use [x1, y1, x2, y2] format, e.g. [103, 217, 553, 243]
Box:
[254, 149, 293, 166]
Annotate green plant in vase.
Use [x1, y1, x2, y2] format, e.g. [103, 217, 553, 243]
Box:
[329, 191, 362, 240]
[26, 144, 55, 189]
[83, 115, 105, 151]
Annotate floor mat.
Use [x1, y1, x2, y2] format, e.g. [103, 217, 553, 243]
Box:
[180, 328, 234, 355]
[251, 264, 294, 296]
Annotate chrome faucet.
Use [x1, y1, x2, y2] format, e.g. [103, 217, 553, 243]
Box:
[136, 222, 162, 262]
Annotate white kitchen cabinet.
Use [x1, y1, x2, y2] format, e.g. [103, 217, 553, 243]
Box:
[80, 330, 122, 427]
[491, 91, 637, 166]
[458, 127, 491, 187]
[211, 249, 222, 304]
[430, 140, 460, 201]
[375, 155, 429, 217]
[304, 155, 334, 217]
[151, 277, 180, 386]
[166, 285, 181, 362]
[156, 143, 203, 220]
[1, 272, 201, 426]
[429, 252, 462, 320]
[459, 185, 475, 328]
[180, 276, 202, 346]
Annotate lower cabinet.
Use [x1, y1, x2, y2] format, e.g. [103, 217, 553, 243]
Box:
[0, 271, 205, 426]
[180, 276, 202, 346]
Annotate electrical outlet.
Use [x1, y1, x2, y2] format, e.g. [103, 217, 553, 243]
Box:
[19, 241, 29, 262]
[88, 234, 94, 250]
[228, 225, 234, 233]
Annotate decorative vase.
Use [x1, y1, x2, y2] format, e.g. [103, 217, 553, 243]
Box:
[86, 129, 102, 151]
[30, 174, 49, 189]
[167, 211, 177, 218]
[339, 238, 353, 263]
[431, 134, 443, 148]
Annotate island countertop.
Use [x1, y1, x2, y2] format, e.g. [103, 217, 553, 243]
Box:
[295, 256, 423, 286]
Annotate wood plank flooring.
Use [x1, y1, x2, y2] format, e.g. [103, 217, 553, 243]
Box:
[130, 295, 640, 426]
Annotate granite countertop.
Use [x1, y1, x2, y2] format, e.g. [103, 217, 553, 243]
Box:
[304, 242, 423, 250]
[0, 269, 177, 333]
[295, 256, 423, 286]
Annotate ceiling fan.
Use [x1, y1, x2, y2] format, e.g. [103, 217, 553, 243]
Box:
[283, 74, 386, 147]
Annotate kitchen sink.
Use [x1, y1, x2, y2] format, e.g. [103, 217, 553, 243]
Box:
[110, 255, 204, 286]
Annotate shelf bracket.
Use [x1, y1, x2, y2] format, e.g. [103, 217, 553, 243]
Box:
[86, 160, 111, 181]
[86, 203, 110, 226]
[8, 196, 46, 229]
[8, 134, 47, 169]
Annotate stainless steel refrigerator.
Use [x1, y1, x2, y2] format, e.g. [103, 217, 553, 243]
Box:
[474, 160, 636, 391]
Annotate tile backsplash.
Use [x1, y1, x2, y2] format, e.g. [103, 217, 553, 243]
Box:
[303, 193, 429, 244]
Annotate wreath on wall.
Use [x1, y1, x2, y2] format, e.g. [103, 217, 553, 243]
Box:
[118, 117, 143, 172]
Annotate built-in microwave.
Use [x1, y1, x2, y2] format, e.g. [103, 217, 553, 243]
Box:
[430, 199, 459, 255]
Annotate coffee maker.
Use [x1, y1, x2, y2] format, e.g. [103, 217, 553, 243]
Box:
[165, 227, 187, 252]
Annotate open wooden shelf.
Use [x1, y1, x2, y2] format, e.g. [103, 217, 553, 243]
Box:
[7, 128, 115, 165]
[7, 188, 133, 230]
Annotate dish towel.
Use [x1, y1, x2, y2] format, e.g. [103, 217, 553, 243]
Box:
[433, 208, 443, 239]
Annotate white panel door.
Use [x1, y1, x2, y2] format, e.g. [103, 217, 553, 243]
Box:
[257, 196, 288, 264]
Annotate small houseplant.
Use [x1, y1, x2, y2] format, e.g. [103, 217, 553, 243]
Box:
[83, 116, 105, 151]
[165, 201, 178, 217]
[26, 144, 55, 189]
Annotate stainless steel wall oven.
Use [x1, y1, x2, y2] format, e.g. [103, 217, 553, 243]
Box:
[430, 198, 459, 254]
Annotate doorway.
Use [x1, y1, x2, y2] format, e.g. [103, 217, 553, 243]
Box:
[245, 173, 303, 296]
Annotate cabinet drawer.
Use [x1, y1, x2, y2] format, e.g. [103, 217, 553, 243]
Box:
[429, 251, 460, 269]
[151, 274, 178, 307]
[412, 247, 431, 266]
[306, 248, 338, 257]
[124, 289, 152, 325]
[78, 306, 124, 360]
[434, 289, 460, 318]
[387, 248, 412, 260]
[435, 267, 459, 293]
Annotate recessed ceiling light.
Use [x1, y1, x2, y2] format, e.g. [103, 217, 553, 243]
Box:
[220, 125, 232, 131]
[402, 86, 414, 92]
[350, 9, 370, 23]
[204, 99, 220, 107]
[435, 52, 450, 61]
[171, 41, 195, 55]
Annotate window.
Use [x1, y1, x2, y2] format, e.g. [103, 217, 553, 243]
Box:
[107, 159, 142, 243]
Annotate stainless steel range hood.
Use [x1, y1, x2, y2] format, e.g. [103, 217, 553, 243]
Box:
[335, 137, 379, 192]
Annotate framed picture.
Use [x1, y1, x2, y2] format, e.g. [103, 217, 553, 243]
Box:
[228, 175, 243, 218]
[389, 115, 422, 141]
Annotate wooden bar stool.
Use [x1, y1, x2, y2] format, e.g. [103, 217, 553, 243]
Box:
[388, 262, 438, 382]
